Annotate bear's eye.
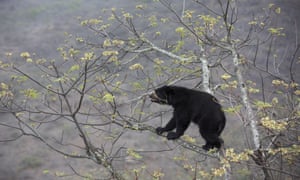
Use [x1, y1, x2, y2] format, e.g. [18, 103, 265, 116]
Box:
[163, 92, 168, 99]
[157, 91, 166, 99]
[156, 91, 168, 103]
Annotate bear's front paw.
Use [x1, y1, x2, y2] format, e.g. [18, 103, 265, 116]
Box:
[156, 127, 165, 135]
[202, 144, 211, 151]
[166, 132, 180, 140]
[202, 144, 217, 151]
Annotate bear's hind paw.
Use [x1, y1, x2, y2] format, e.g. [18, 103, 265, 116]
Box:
[166, 132, 180, 140]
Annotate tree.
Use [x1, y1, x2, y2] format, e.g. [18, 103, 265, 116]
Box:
[0, 0, 299, 179]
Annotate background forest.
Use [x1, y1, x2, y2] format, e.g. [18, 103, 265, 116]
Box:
[0, 0, 299, 179]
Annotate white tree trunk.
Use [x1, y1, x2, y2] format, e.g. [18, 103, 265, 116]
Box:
[231, 47, 261, 149]
[200, 56, 212, 94]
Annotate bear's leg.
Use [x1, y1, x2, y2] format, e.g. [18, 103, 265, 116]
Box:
[166, 119, 190, 140]
[200, 128, 222, 150]
[156, 117, 176, 135]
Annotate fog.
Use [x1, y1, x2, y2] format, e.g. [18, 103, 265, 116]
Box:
[0, 0, 299, 179]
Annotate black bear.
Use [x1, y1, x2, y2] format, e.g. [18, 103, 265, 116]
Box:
[149, 86, 226, 150]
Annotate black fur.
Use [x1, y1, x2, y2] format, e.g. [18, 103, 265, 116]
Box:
[149, 86, 226, 150]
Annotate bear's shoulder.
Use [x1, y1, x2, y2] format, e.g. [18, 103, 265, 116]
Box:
[170, 86, 212, 97]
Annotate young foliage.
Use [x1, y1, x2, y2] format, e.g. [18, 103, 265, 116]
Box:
[0, 0, 299, 179]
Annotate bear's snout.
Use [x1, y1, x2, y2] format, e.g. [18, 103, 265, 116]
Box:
[149, 91, 168, 104]
[149, 92, 159, 102]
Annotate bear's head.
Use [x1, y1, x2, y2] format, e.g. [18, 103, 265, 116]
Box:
[149, 86, 174, 105]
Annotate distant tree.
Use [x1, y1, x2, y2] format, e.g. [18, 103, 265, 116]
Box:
[0, 0, 299, 179]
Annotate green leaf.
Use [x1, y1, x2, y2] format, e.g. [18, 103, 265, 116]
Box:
[148, 15, 157, 27]
[69, 64, 80, 72]
[103, 93, 114, 103]
[43, 169, 50, 174]
[127, 148, 142, 159]
[254, 100, 272, 109]
[20, 52, 31, 58]
[21, 88, 39, 99]
[223, 105, 242, 113]
[173, 40, 184, 52]
[268, 27, 285, 36]
[175, 27, 186, 38]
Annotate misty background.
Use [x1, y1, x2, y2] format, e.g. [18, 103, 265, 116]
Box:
[0, 0, 299, 179]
